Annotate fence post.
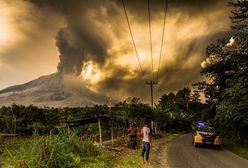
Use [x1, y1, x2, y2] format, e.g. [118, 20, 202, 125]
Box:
[98, 118, 102, 146]
[111, 120, 114, 146]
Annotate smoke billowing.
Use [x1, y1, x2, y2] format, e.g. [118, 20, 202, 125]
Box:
[29, 0, 120, 75]
[1, 0, 232, 103]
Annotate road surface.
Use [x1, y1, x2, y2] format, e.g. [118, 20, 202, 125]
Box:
[167, 133, 248, 168]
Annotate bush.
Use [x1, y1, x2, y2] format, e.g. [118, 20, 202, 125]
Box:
[3, 130, 99, 168]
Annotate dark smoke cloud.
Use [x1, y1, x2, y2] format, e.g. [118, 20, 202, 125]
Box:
[27, 0, 231, 103]
[55, 29, 83, 75]
[115, 0, 226, 22]
[29, 0, 228, 75]
[29, 0, 120, 75]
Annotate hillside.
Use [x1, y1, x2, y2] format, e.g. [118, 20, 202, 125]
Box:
[0, 73, 109, 107]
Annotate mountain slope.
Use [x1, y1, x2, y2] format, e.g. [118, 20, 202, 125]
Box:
[0, 73, 109, 107]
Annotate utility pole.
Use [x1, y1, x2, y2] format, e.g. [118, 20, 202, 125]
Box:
[145, 80, 158, 133]
[145, 80, 158, 108]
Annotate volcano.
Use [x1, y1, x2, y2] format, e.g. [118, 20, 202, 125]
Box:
[0, 73, 110, 107]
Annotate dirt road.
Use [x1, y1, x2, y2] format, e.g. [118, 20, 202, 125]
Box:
[167, 133, 248, 168]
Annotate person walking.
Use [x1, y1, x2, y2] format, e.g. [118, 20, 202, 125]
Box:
[140, 120, 151, 164]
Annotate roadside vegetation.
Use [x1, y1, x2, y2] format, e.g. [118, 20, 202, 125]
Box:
[222, 137, 248, 160]
[1, 130, 181, 168]
[0, 0, 247, 166]
[2, 131, 113, 168]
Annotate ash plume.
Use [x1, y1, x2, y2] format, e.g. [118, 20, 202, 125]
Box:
[24, 0, 230, 103]
[29, 0, 120, 75]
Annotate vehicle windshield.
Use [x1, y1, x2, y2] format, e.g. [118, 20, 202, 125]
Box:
[197, 125, 215, 132]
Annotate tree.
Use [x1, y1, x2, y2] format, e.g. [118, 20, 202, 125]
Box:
[191, 90, 201, 103]
[175, 88, 191, 112]
[201, 0, 248, 143]
[216, 76, 248, 144]
[229, 0, 248, 31]
[201, 0, 248, 93]
[158, 92, 175, 110]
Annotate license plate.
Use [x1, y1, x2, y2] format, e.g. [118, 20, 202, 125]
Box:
[206, 142, 211, 144]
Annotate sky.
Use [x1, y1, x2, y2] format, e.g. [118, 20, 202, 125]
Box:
[0, 0, 232, 103]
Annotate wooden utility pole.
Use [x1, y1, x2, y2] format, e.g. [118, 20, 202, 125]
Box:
[145, 80, 158, 133]
[145, 80, 158, 108]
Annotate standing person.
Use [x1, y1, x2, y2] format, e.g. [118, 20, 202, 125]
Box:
[128, 122, 137, 149]
[140, 120, 151, 164]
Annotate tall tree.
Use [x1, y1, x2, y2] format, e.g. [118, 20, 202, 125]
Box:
[216, 76, 248, 144]
[175, 88, 191, 112]
[158, 92, 175, 110]
[201, 0, 248, 143]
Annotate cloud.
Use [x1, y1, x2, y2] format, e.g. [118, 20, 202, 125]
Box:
[0, 0, 232, 103]
[28, 0, 122, 75]
[0, 0, 64, 88]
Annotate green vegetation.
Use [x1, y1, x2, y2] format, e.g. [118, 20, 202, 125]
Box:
[2, 132, 181, 168]
[114, 151, 143, 168]
[2, 131, 113, 168]
[114, 133, 181, 168]
[155, 87, 206, 132]
[222, 138, 248, 160]
[0, 99, 155, 168]
[0, 0, 247, 166]
[0, 98, 153, 136]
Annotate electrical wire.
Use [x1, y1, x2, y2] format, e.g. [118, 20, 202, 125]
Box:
[156, 0, 169, 81]
[121, 0, 144, 75]
[148, 0, 154, 79]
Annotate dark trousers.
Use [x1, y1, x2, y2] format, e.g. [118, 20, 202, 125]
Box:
[141, 141, 150, 161]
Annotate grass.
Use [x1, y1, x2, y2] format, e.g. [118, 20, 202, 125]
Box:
[113, 148, 148, 168]
[222, 137, 248, 160]
[2, 130, 113, 168]
[1, 132, 183, 168]
[113, 133, 181, 168]
[79, 153, 114, 168]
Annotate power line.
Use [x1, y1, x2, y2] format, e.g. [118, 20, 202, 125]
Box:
[121, 0, 144, 75]
[148, 0, 154, 79]
[156, 0, 169, 81]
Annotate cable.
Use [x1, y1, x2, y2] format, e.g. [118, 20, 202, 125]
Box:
[121, 0, 144, 75]
[156, 0, 168, 81]
[148, 0, 153, 79]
